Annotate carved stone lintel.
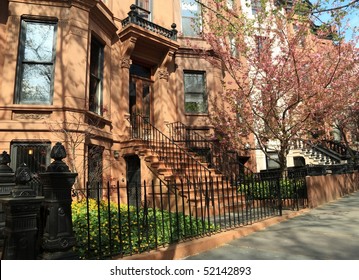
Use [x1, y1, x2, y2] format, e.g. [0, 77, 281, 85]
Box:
[14, 113, 50, 120]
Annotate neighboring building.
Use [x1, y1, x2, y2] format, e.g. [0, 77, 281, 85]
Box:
[241, 0, 358, 171]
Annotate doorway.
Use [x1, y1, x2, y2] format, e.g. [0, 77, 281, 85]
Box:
[87, 145, 104, 199]
[129, 63, 153, 121]
[125, 155, 141, 207]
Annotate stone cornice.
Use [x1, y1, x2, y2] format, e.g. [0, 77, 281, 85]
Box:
[90, 2, 118, 40]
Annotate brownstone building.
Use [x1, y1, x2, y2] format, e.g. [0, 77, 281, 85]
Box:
[0, 0, 250, 199]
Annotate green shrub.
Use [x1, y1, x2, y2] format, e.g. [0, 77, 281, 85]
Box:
[238, 178, 306, 200]
[72, 199, 217, 259]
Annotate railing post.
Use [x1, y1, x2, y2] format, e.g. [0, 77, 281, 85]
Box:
[171, 23, 178, 40]
[128, 4, 138, 24]
[39, 142, 78, 259]
[0, 152, 15, 247]
[0, 162, 44, 259]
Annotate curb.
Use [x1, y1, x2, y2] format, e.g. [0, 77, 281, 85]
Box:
[117, 208, 310, 260]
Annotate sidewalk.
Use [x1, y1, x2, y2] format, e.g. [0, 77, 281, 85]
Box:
[185, 191, 359, 260]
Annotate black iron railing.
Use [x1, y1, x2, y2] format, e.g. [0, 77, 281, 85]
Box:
[122, 5, 178, 40]
[167, 121, 253, 178]
[127, 114, 212, 185]
[72, 170, 308, 259]
[292, 138, 342, 164]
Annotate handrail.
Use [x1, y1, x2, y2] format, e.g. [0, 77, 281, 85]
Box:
[167, 121, 254, 178]
[291, 139, 342, 164]
[321, 140, 352, 159]
[127, 115, 212, 186]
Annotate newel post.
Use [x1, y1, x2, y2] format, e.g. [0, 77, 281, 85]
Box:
[0, 151, 15, 247]
[0, 161, 44, 259]
[39, 142, 78, 260]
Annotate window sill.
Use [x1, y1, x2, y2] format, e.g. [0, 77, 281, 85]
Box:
[85, 110, 112, 126]
[5, 104, 54, 111]
[185, 112, 209, 117]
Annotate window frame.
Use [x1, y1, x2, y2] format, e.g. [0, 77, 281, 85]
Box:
[136, 0, 152, 21]
[227, 0, 234, 10]
[183, 70, 208, 114]
[266, 151, 280, 170]
[14, 17, 58, 105]
[251, 0, 263, 15]
[229, 34, 238, 58]
[180, 0, 202, 37]
[89, 35, 105, 116]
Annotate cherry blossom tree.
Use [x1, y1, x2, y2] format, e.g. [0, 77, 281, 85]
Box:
[192, 0, 359, 170]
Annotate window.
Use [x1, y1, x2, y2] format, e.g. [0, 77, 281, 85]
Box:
[227, 0, 234, 10]
[15, 18, 58, 105]
[136, 0, 152, 21]
[10, 141, 51, 195]
[184, 71, 207, 114]
[181, 0, 202, 37]
[251, 0, 263, 15]
[255, 36, 269, 60]
[229, 34, 238, 57]
[293, 25, 305, 47]
[266, 152, 280, 170]
[89, 36, 104, 115]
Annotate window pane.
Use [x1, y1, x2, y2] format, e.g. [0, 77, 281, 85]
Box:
[267, 152, 280, 169]
[181, 0, 199, 16]
[90, 42, 101, 77]
[251, 0, 262, 14]
[184, 72, 207, 113]
[184, 73, 204, 93]
[185, 94, 207, 113]
[136, 0, 150, 10]
[15, 19, 57, 105]
[24, 22, 55, 62]
[181, 17, 198, 37]
[89, 37, 104, 115]
[20, 64, 52, 104]
[181, 0, 201, 36]
[227, 0, 234, 9]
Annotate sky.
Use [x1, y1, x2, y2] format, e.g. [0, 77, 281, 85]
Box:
[312, 0, 359, 43]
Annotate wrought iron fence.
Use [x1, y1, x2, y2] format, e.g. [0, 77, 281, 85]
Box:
[71, 170, 307, 259]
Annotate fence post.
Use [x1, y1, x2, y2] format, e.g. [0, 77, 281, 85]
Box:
[0, 162, 44, 259]
[39, 142, 78, 260]
[0, 152, 15, 247]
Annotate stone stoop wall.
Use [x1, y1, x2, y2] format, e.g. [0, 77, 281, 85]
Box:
[306, 171, 359, 208]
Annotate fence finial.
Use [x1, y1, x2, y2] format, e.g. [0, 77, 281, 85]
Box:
[11, 163, 35, 197]
[0, 151, 13, 173]
[47, 142, 70, 172]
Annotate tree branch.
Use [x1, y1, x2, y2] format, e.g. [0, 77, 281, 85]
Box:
[312, 0, 359, 14]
